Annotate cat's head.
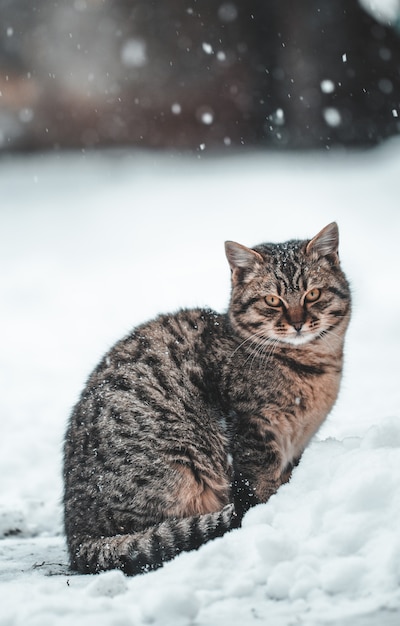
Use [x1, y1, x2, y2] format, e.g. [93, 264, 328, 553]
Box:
[225, 222, 351, 347]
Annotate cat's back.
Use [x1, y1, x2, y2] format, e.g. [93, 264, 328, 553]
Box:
[93, 306, 224, 390]
[65, 307, 229, 438]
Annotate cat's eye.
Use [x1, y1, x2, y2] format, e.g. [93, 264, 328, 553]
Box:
[305, 288, 321, 303]
[265, 294, 282, 308]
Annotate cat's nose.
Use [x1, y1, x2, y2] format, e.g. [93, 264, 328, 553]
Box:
[286, 305, 305, 333]
[292, 322, 303, 332]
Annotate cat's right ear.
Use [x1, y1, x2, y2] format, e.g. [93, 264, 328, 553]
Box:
[225, 241, 263, 282]
[306, 222, 340, 265]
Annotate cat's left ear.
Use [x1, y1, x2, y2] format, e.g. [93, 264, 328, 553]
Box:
[225, 241, 263, 281]
[306, 222, 339, 265]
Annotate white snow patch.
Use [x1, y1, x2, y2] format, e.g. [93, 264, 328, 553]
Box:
[360, 0, 400, 23]
[86, 570, 129, 598]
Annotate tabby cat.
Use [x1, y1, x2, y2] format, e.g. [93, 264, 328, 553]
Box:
[63, 222, 351, 575]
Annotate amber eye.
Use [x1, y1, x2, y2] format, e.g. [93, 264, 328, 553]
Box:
[305, 288, 321, 303]
[265, 294, 282, 308]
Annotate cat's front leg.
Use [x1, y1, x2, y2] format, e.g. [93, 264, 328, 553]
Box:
[231, 417, 284, 520]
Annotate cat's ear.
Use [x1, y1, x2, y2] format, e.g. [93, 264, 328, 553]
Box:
[225, 241, 263, 281]
[306, 222, 339, 264]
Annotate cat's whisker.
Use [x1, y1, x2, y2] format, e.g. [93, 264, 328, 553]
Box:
[250, 339, 269, 370]
[230, 329, 270, 358]
[244, 335, 279, 373]
[317, 327, 346, 355]
[259, 338, 280, 369]
[320, 324, 346, 341]
[244, 335, 274, 370]
[246, 335, 280, 372]
[230, 328, 279, 372]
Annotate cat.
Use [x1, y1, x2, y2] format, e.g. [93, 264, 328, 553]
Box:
[63, 222, 351, 575]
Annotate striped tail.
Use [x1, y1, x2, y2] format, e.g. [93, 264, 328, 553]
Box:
[69, 503, 239, 575]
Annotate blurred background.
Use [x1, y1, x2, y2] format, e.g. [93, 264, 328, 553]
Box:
[1, 0, 400, 153]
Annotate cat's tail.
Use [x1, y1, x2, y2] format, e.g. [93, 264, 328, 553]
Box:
[69, 503, 239, 575]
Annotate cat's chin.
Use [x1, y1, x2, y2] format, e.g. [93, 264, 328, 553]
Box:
[277, 332, 318, 346]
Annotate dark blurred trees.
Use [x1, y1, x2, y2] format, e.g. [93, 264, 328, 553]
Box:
[0, 0, 399, 152]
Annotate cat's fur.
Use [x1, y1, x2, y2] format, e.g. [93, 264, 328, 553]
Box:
[63, 222, 351, 575]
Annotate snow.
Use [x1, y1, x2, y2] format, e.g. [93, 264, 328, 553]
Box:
[218, 4, 239, 23]
[270, 108, 286, 126]
[202, 42, 213, 55]
[171, 103, 182, 115]
[323, 107, 342, 127]
[360, 0, 400, 23]
[320, 79, 336, 94]
[1, 143, 400, 625]
[200, 111, 214, 125]
[121, 38, 148, 68]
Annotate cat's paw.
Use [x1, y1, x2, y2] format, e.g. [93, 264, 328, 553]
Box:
[231, 474, 259, 522]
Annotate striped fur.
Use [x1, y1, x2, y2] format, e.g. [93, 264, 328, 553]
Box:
[63, 222, 351, 574]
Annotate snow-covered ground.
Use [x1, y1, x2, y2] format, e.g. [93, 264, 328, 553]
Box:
[1, 143, 400, 625]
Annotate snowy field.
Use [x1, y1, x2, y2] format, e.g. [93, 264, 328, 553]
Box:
[1, 143, 400, 625]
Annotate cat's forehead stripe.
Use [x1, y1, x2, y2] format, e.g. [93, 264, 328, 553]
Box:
[255, 240, 314, 294]
[272, 249, 307, 293]
[273, 259, 305, 292]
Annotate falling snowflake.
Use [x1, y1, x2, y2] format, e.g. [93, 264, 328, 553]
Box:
[323, 108, 342, 127]
[320, 79, 335, 94]
[269, 108, 285, 126]
[202, 42, 213, 55]
[201, 112, 214, 125]
[196, 106, 215, 125]
[171, 103, 182, 115]
[218, 3, 239, 22]
[121, 38, 147, 68]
